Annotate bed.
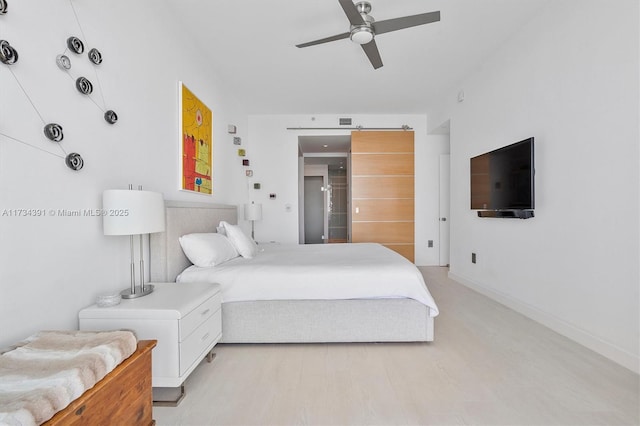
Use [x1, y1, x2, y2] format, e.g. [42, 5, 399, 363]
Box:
[150, 201, 438, 343]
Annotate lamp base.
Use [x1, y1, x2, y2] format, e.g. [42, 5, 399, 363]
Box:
[120, 284, 154, 299]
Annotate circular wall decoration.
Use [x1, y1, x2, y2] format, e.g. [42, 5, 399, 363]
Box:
[56, 54, 72, 70]
[66, 36, 84, 54]
[0, 40, 18, 65]
[65, 153, 84, 171]
[75, 76, 93, 95]
[2, 3, 119, 173]
[88, 48, 102, 65]
[44, 123, 64, 142]
[104, 110, 118, 124]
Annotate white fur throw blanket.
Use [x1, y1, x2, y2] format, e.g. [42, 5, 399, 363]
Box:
[0, 330, 137, 426]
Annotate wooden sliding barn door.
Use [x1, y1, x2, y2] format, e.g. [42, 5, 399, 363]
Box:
[351, 131, 415, 262]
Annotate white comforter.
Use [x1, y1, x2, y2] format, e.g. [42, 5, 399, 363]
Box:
[177, 243, 439, 316]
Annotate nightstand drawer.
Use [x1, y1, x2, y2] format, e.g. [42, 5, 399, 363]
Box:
[180, 292, 221, 341]
[179, 313, 221, 375]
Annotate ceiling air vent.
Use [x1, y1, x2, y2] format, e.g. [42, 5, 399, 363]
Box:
[339, 118, 352, 126]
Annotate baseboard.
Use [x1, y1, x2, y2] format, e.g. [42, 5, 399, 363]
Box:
[448, 271, 640, 374]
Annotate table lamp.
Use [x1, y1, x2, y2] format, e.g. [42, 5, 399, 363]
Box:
[244, 202, 262, 240]
[103, 185, 165, 298]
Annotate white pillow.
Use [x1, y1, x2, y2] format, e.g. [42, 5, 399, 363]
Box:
[220, 221, 258, 258]
[178, 233, 238, 267]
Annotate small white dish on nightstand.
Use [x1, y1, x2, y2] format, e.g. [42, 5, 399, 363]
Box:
[96, 293, 121, 308]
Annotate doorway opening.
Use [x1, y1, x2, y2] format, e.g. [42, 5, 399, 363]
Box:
[303, 175, 325, 244]
[298, 135, 351, 244]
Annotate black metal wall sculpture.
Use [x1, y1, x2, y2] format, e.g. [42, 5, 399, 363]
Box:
[104, 110, 118, 124]
[0, 1, 120, 172]
[44, 123, 64, 142]
[0, 39, 18, 64]
[57, 33, 117, 124]
[75, 76, 93, 95]
[66, 36, 84, 54]
[88, 48, 102, 65]
[65, 152, 84, 171]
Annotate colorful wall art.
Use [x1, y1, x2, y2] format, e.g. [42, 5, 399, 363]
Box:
[179, 82, 212, 194]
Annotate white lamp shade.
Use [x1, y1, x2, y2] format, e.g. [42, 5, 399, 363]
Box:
[103, 189, 166, 235]
[244, 203, 262, 221]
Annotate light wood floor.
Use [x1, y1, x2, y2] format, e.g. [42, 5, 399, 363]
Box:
[154, 267, 639, 425]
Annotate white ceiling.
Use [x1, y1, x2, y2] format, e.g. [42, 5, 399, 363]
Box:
[165, 0, 550, 115]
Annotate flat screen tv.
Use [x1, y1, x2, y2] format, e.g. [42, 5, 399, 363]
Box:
[470, 137, 534, 218]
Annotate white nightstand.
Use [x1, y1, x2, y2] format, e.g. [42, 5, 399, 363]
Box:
[79, 282, 221, 405]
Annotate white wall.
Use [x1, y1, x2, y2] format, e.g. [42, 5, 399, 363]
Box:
[245, 114, 448, 266]
[0, 1, 246, 347]
[428, 0, 639, 372]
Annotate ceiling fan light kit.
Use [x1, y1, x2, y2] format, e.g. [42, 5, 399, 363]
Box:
[350, 26, 374, 44]
[296, 0, 440, 69]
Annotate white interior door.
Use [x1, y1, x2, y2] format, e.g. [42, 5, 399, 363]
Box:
[439, 154, 450, 266]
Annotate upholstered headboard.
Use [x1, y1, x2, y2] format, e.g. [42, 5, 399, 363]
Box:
[150, 201, 238, 282]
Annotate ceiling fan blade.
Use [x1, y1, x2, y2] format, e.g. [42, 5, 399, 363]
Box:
[373, 11, 440, 35]
[338, 0, 365, 26]
[361, 39, 383, 69]
[296, 32, 350, 48]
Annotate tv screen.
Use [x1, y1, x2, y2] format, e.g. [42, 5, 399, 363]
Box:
[470, 138, 534, 211]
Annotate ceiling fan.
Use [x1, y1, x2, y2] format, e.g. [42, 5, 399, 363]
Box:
[296, 0, 440, 70]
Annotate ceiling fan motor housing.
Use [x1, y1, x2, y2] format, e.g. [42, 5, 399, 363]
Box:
[350, 5, 375, 45]
[355, 1, 372, 14]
